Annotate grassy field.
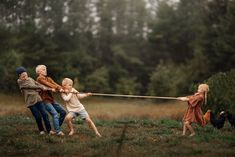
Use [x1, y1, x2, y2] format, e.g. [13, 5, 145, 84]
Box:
[0, 94, 235, 157]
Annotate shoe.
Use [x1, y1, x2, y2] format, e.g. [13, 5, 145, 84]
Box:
[57, 131, 65, 136]
[49, 130, 56, 135]
[40, 131, 45, 135]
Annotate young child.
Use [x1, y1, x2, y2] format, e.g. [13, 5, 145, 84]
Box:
[16, 67, 53, 135]
[178, 84, 209, 137]
[36, 65, 66, 136]
[61, 78, 101, 137]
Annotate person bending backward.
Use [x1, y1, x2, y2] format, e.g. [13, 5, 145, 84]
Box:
[177, 84, 209, 137]
[35, 65, 66, 136]
[61, 78, 101, 137]
[16, 67, 53, 135]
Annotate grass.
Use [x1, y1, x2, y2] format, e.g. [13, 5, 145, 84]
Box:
[0, 93, 235, 157]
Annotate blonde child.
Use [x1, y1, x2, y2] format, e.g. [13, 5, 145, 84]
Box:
[36, 65, 66, 136]
[177, 84, 209, 137]
[61, 78, 101, 137]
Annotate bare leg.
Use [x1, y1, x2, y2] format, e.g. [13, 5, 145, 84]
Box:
[182, 122, 187, 136]
[86, 117, 101, 137]
[65, 113, 74, 136]
[185, 121, 195, 136]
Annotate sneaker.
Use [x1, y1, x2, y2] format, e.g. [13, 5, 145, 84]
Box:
[57, 131, 65, 136]
[40, 131, 45, 135]
[49, 130, 56, 135]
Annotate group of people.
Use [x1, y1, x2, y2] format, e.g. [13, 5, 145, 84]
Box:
[16, 65, 101, 137]
[16, 64, 209, 137]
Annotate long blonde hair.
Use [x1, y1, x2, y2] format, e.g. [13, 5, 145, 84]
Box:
[198, 84, 209, 105]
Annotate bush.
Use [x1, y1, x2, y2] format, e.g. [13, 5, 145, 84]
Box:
[202, 70, 235, 113]
[205, 69, 235, 113]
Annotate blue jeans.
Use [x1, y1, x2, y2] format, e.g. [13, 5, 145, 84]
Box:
[29, 101, 51, 133]
[45, 102, 66, 133]
[51, 103, 66, 126]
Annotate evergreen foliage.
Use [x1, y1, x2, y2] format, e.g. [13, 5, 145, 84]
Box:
[0, 0, 235, 97]
[205, 69, 235, 113]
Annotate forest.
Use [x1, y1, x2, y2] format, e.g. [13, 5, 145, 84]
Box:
[1, 0, 235, 111]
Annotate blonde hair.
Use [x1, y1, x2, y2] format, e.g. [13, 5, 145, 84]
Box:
[62, 78, 73, 86]
[35, 65, 47, 74]
[198, 84, 209, 105]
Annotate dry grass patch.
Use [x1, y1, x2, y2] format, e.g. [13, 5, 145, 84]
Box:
[0, 93, 187, 120]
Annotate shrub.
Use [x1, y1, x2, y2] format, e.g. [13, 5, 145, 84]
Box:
[205, 69, 235, 113]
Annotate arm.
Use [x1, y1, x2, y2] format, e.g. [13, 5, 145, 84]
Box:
[178, 94, 203, 107]
[18, 78, 44, 90]
[35, 81, 53, 91]
[61, 92, 73, 101]
[72, 88, 91, 99]
[188, 95, 203, 107]
[76, 93, 92, 99]
[177, 97, 189, 101]
[37, 76, 61, 91]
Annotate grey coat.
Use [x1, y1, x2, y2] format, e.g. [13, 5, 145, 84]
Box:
[17, 77, 50, 107]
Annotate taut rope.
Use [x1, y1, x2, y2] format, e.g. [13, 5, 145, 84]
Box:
[20, 87, 178, 100]
[90, 93, 178, 100]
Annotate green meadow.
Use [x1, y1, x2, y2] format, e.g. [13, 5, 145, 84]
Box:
[0, 94, 235, 157]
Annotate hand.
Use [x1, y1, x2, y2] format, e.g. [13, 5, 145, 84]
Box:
[177, 97, 188, 101]
[59, 88, 64, 93]
[51, 88, 56, 92]
[64, 89, 69, 93]
[87, 92, 92, 96]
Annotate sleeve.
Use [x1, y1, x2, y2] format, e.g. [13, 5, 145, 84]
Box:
[48, 77, 62, 88]
[37, 76, 61, 90]
[18, 78, 43, 90]
[61, 93, 73, 101]
[34, 81, 52, 91]
[71, 88, 87, 99]
[76, 93, 88, 99]
[188, 95, 203, 107]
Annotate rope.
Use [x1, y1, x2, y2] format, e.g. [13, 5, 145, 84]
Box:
[20, 87, 178, 100]
[90, 93, 178, 100]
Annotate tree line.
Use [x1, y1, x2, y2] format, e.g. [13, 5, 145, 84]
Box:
[0, 0, 235, 99]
